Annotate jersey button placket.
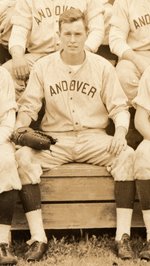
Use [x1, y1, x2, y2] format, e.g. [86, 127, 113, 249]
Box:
[69, 95, 80, 129]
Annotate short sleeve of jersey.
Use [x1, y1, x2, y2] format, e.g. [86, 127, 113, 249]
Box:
[133, 67, 150, 113]
[11, 0, 32, 30]
[87, 0, 104, 17]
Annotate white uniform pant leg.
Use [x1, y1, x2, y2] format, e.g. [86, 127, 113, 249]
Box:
[116, 59, 141, 105]
[0, 142, 21, 193]
[16, 131, 135, 184]
[2, 53, 44, 100]
[134, 140, 150, 180]
[73, 131, 134, 181]
[102, 3, 112, 45]
[15, 135, 77, 185]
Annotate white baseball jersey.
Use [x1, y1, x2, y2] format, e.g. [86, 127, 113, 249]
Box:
[0, 0, 16, 45]
[9, 0, 104, 54]
[0, 66, 21, 193]
[18, 51, 129, 133]
[0, 66, 17, 143]
[109, 0, 150, 57]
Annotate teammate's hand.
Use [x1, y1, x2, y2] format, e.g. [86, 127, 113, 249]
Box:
[107, 127, 127, 156]
[12, 55, 30, 81]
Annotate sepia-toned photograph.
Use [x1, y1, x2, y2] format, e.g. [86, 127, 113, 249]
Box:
[0, 0, 149, 265]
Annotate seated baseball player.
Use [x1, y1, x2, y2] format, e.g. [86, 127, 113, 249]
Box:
[14, 8, 135, 261]
[133, 66, 150, 261]
[3, 0, 105, 100]
[109, 0, 150, 106]
[0, 66, 21, 265]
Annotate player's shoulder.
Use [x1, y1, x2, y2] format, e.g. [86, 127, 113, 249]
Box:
[33, 51, 60, 69]
[86, 51, 115, 69]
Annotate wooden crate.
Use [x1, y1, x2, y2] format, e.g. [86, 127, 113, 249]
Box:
[12, 163, 144, 230]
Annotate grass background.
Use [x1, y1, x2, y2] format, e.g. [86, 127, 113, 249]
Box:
[11, 228, 150, 266]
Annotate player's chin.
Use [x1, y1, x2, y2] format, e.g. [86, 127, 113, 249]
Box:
[68, 47, 79, 53]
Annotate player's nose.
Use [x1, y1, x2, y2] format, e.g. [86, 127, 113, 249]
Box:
[70, 34, 75, 42]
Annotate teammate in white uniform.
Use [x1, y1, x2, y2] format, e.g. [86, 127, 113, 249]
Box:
[0, 66, 21, 265]
[14, 8, 135, 260]
[2, 0, 106, 100]
[132, 67, 150, 261]
[0, 0, 16, 46]
[109, 0, 150, 105]
[0, 0, 16, 64]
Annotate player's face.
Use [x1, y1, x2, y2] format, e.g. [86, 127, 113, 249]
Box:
[60, 19, 87, 56]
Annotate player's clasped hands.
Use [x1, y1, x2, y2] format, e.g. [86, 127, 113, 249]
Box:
[107, 129, 127, 156]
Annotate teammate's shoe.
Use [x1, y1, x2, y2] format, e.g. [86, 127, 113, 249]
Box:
[25, 241, 48, 262]
[139, 240, 150, 261]
[0, 243, 18, 265]
[116, 233, 134, 260]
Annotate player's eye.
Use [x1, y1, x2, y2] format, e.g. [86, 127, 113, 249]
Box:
[64, 32, 71, 36]
[75, 32, 82, 36]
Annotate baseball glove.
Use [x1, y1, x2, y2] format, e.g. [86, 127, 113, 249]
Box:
[11, 127, 57, 150]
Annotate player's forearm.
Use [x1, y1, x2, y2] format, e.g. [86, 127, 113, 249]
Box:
[109, 27, 131, 57]
[9, 45, 25, 59]
[113, 110, 130, 134]
[15, 112, 32, 129]
[85, 29, 104, 52]
[9, 25, 28, 54]
[85, 11, 104, 52]
[114, 126, 127, 138]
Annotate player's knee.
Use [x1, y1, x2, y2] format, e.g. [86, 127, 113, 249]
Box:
[134, 140, 150, 180]
[0, 154, 16, 170]
[2, 59, 12, 73]
[16, 146, 32, 168]
[116, 60, 138, 85]
[110, 146, 135, 181]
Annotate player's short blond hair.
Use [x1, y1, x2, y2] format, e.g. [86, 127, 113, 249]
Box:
[59, 8, 88, 32]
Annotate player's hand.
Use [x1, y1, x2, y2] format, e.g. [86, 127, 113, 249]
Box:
[12, 55, 30, 81]
[107, 127, 127, 156]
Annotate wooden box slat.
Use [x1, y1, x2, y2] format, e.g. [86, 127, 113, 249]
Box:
[42, 163, 110, 177]
[12, 202, 144, 230]
[40, 176, 114, 201]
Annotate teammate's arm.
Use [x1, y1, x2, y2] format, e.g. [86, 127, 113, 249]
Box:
[10, 45, 30, 81]
[84, 0, 104, 52]
[8, 0, 31, 80]
[9, 26, 30, 81]
[122, 49, 150, 75]
[15, 112, 32, 130]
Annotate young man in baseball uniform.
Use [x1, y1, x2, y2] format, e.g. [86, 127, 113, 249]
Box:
[0, 66, 21, 265]
[133, 66, 150, 261]
[2, 0, 106, 100]
[14, 8, 135, 261]
[109, 0, 150, 105]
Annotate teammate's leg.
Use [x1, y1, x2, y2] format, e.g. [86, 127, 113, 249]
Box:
[134, 140, 150, 261]
[75, 131, 135, 259]
[0, 143, 21, 265]
[15, 135, 76, 261]
[2, 53, 45, 100]
[116, 59, 141, 105]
